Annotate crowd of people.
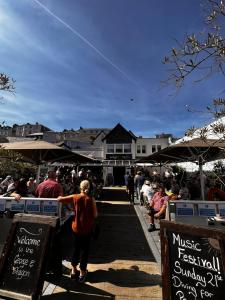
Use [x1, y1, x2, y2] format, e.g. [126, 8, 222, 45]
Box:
[125, 169, 225, 232]
[0, 167, 100, 284]
[2, 166, 225, 283]
[0, 166, 104, 201]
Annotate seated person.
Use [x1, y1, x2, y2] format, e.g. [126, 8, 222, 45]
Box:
[148, 185, 169, 232]
[207, 181, 225, 201]
[7, 178, 29, 200]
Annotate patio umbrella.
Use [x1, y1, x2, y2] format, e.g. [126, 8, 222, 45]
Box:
[138, 138, 225, 164]
[138, 138, 225, 200]
[0, 140, 96, 182]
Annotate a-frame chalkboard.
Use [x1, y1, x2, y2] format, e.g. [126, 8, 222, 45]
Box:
[0, 213, 59, 300]
[160, 220, 225, 300]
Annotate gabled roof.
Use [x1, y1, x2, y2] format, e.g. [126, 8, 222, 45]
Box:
[128, 129, 137, 140]
[92, 129, 110, 142]
[102, 123, 136, 142]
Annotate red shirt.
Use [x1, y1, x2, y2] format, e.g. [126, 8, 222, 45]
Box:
[35, 179, 63, 198]
[207, 187, 225, 201]
[150, 192, 169, 212]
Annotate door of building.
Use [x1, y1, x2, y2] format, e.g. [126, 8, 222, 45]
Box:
[113, 167, 125, 186]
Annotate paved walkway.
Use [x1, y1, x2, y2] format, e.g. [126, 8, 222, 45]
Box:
[135, 204, 161, 266]
[0, 188, 162, 300]
[43, 188, 162, 300]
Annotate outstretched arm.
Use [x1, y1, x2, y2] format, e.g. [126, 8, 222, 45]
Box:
[57, 195, 74, 204]
[10, 192, 21, 201]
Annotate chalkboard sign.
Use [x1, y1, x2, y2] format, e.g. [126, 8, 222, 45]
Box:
[0, 213, 59, 300]
[160, 220, 225, 300]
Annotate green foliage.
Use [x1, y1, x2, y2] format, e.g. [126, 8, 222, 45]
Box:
[0, 148, 36, 178]
[213, 160, 225, 175]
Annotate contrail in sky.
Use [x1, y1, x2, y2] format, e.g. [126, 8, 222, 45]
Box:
[33, 0, 152, 95]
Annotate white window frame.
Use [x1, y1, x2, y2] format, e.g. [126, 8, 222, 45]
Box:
[152, 144, 161, 153]
[142, 145, 146, 154]
[152, 145, 156, 153]
[107, 144, 132, 154]
[124, 144, 132, 153]
[137, 145, 141, 154]
[115, 144, 123, 153]
[137, 144, 146, 154]
[107, 144, 115, 154]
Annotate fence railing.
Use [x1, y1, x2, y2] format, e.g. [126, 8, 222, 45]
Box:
[167, 200, 225, 221]
[0, 196, 73, 225]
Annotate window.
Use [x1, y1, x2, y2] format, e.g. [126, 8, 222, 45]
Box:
[142, 145, 146, 154]
[152, 145, 156, 153]
[152, 145, 161, 153]
[115, 144, 123, 153]
[107, 144, 114, 153]
[107, 144, 132, 154]
[137, 144, 146, 154]
[137, 145, 141, 154]
[124, 144, 131, 153]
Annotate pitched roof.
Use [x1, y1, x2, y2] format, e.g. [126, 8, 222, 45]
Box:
[102, 123, 136, 142]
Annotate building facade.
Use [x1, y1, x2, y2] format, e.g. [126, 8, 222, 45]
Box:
[42, 123, 173, 184]
[0, 122, 174, 185]
[12, 123, 51, 137]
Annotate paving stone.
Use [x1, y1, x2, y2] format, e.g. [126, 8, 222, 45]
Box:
[42, 188, 162, 299]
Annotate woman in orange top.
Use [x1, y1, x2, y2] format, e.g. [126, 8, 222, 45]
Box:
[58, 180, 98, 282]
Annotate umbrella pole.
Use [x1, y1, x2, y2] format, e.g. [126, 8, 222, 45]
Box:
[36, 164, 41, 184]
[199, 158, 205, 200]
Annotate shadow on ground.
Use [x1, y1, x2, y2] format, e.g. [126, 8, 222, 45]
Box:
[43, 188, 161, 299]
[60, 200, 155, 264]
[42, 275, 115, 300]
[88, 266, 162, 287]
[43, 265, 162, 300]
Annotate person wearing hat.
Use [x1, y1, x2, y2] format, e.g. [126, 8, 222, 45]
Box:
[140, 179, 155, 208]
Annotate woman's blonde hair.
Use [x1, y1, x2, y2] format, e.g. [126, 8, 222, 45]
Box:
[80, 180, 90, 194]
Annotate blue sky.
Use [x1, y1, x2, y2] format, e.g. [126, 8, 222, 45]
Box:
[0, 0, 224, 138]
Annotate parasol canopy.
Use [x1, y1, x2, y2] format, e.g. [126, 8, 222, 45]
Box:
[138, 138, 225, 164]
[138, 138, 225, 200]
[0, 140, 96, 164]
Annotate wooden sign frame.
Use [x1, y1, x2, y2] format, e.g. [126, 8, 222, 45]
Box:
[160, 220, 225, 300]
[0, 214, 59, 300]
